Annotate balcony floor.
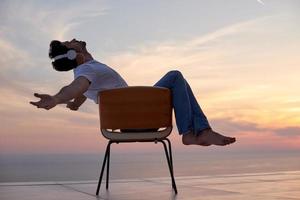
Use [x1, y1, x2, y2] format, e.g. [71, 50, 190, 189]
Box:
[1, 171, 300, 200]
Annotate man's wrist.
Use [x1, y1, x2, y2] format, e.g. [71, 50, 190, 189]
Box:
[52, 95, 61, 105]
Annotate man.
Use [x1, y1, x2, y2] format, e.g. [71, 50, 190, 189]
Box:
[30, 39, 236, 146]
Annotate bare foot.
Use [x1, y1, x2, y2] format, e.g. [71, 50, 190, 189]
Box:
[182, 129, 236, 146]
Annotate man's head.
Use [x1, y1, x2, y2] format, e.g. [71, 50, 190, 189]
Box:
[49, 39, 87, 71]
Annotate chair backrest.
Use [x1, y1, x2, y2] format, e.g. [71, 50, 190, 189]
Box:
[99, 86, 172, 130]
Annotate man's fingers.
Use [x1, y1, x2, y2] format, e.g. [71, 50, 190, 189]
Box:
[71, 107, 78, 111]
[30, 101, 47, 108]
[66, 102, 74, 108]
[34, 93, 40, 97]
[34, 93, 48, 98]
[66, 103, 78, 111]
[30, 101, 39, 106]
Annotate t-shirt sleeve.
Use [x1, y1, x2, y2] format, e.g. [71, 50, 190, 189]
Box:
[74, 66, 96, 83]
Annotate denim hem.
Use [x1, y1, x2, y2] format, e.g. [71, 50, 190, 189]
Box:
[195, 127, 212, 135]
[179, 128, 194, 135]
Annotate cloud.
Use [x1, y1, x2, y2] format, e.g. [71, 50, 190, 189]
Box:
[210, 117, 265, 133]
[0, 0, 108, 41]
[106, 14, 299, 86]
[211, 117, 300, 140]
[273, 127, 300, 137]
[0, 38, 32, 69]
[257, 0, 265, 6]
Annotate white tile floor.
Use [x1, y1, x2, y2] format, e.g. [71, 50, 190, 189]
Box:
[1, 171, 300, 200]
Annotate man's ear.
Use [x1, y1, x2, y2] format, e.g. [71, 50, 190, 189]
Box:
[76, 53, 85, 65]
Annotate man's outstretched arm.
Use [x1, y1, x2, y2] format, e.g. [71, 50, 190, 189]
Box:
[30, 76, 90, 110]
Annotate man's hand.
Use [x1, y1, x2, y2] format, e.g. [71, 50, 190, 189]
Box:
[66, 101, 79, 111]
[30, 77, 89, 111]
[30, 93, 58, 110]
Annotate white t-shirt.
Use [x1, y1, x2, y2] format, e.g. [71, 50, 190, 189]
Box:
[73, 60, 128, 103]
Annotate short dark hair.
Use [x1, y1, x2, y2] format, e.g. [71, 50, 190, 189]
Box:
[49, 40, 77, 71]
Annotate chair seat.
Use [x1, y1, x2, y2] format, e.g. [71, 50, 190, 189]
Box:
[101, 127, 172, 142]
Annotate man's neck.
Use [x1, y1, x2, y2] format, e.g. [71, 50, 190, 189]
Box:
[84, 52, 93, 62]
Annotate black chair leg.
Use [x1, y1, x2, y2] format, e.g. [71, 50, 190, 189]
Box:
[164, 138, 176, 190]
[96, 141, 112, 195]
[106, 142, 111, 189]
[165, 138, 173, 168]
[159, 140, 178, 194]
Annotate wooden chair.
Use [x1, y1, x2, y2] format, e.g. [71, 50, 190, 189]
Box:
[96, 86, 178, 195]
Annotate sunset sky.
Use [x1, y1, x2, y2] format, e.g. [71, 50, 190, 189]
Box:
[0, 0, 299, 155]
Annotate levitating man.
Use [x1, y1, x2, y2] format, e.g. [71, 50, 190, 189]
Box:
[30, 39, 236, 146]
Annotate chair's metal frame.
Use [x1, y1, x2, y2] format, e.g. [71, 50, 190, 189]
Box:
[96, 137, 178, 195]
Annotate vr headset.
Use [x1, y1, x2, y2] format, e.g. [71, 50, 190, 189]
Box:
[49, 45, 77, 71]
[49, 42, 78, 71]
[52, 49, 77, 61]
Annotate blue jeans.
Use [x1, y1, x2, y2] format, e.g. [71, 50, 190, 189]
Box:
[154, 70, 211, 135]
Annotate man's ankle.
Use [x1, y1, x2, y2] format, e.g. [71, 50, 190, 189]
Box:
[196, 127, 212, 135]
[182, 130, 193, 135]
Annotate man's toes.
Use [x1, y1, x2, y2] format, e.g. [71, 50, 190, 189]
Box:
[223, 137, 236, 145]
[230, 137, 236, 143]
